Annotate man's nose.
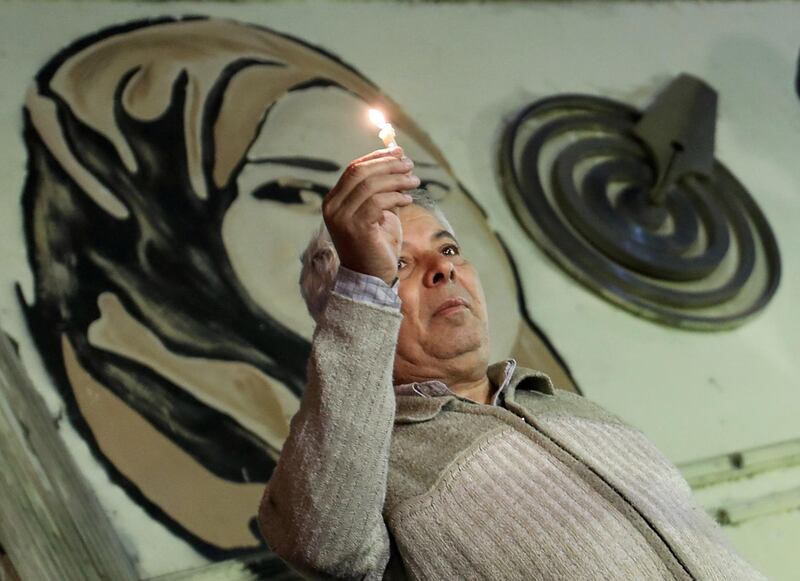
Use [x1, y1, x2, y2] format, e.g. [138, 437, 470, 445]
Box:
[424, 256, 456, 287]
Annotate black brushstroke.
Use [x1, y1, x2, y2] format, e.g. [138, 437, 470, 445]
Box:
[3, 332, 21, 357]
[247, 156, 341, 172]
[288, 78, 341, 93]
[412, 160, 439, 168]
[252, 180, 329, 204]
[17, 279, 274, 564]
[796, 47, 800, 102]
[495, 237, 581, 395]
[418, 178, 452, 193]
[18, 15, 575, 563]
[25, 56, 313, 475]
[18, 18, 335, 561]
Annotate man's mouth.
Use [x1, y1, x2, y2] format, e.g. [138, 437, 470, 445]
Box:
[433, 297, 470, 317]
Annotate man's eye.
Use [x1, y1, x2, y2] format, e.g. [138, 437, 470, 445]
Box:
[397, 258, 408, 270]
[442, 245, 460, 256]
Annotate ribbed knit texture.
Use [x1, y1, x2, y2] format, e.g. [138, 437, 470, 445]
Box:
[536, 417, 764, 581]
[259, 294, 766, 580]
[259, 292, 401, 579]
[389, 428, 674, 580]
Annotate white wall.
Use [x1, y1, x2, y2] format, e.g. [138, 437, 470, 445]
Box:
[0, 1, 797, 579]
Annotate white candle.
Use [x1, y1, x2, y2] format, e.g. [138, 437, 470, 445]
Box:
[368, 108, 398, 149]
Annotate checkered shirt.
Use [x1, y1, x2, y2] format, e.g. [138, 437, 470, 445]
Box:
[333, 266, 401, 310]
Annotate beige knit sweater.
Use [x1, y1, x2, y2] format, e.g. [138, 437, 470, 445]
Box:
[258, 292, 765, 580]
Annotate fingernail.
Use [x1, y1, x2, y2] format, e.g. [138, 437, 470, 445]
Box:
[402, 158, 414, 168]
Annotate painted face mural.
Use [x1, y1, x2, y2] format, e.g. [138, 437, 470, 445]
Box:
[21, 17, 575, 560]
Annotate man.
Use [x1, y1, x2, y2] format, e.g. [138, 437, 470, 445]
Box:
[258, 147, 764, 580]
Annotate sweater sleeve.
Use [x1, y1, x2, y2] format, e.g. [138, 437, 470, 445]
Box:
[258, 291, 402, 580]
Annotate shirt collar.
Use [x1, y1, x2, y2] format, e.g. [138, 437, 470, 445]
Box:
[394, 359, 555, 424]
[394, 359, 517, 404]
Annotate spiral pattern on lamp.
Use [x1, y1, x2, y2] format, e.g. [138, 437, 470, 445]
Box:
[500, 95, 781, 329]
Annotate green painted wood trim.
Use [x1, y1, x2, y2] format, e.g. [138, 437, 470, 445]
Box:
[679, 439, 800, 489]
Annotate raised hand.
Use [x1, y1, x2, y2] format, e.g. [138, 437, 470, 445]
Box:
[322, 148, 420, 285]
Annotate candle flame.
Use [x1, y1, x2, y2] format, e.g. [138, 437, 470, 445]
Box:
[368, 108, 387, 128]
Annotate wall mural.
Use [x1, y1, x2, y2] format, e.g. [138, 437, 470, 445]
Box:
[500, 74, 781, 330]
[18, 16, 575, 566]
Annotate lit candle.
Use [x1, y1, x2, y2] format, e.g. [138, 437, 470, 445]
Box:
[368, 108, 398, 150]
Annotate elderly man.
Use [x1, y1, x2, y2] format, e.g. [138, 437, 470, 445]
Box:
[258, 147, 764, 580]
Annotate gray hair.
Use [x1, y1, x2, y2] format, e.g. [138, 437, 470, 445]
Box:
[299, 189, 453, 321]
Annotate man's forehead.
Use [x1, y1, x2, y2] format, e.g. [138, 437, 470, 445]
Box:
[400, 206, 457, 246]
[401, 227, 458, 249]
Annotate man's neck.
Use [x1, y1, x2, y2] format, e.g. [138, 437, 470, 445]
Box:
[394, 352, 494, 404]
[449, 375, 494, 405]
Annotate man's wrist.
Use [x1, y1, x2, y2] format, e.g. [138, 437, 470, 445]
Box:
[333, 266, 401, 310]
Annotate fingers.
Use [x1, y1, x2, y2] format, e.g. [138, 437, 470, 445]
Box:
[339, 155, 414, 194]
[352, 146, 404, 165]
[325, 154, 416, 213]
[353, 191, 414, 224]
[340, 172, 420, 218]
[321, 148, 414, 283]
[371, 191, 415, 211]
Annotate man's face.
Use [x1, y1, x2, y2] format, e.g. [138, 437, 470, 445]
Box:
[393, 204, 491, 384]
[225, 87, 460, 340]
